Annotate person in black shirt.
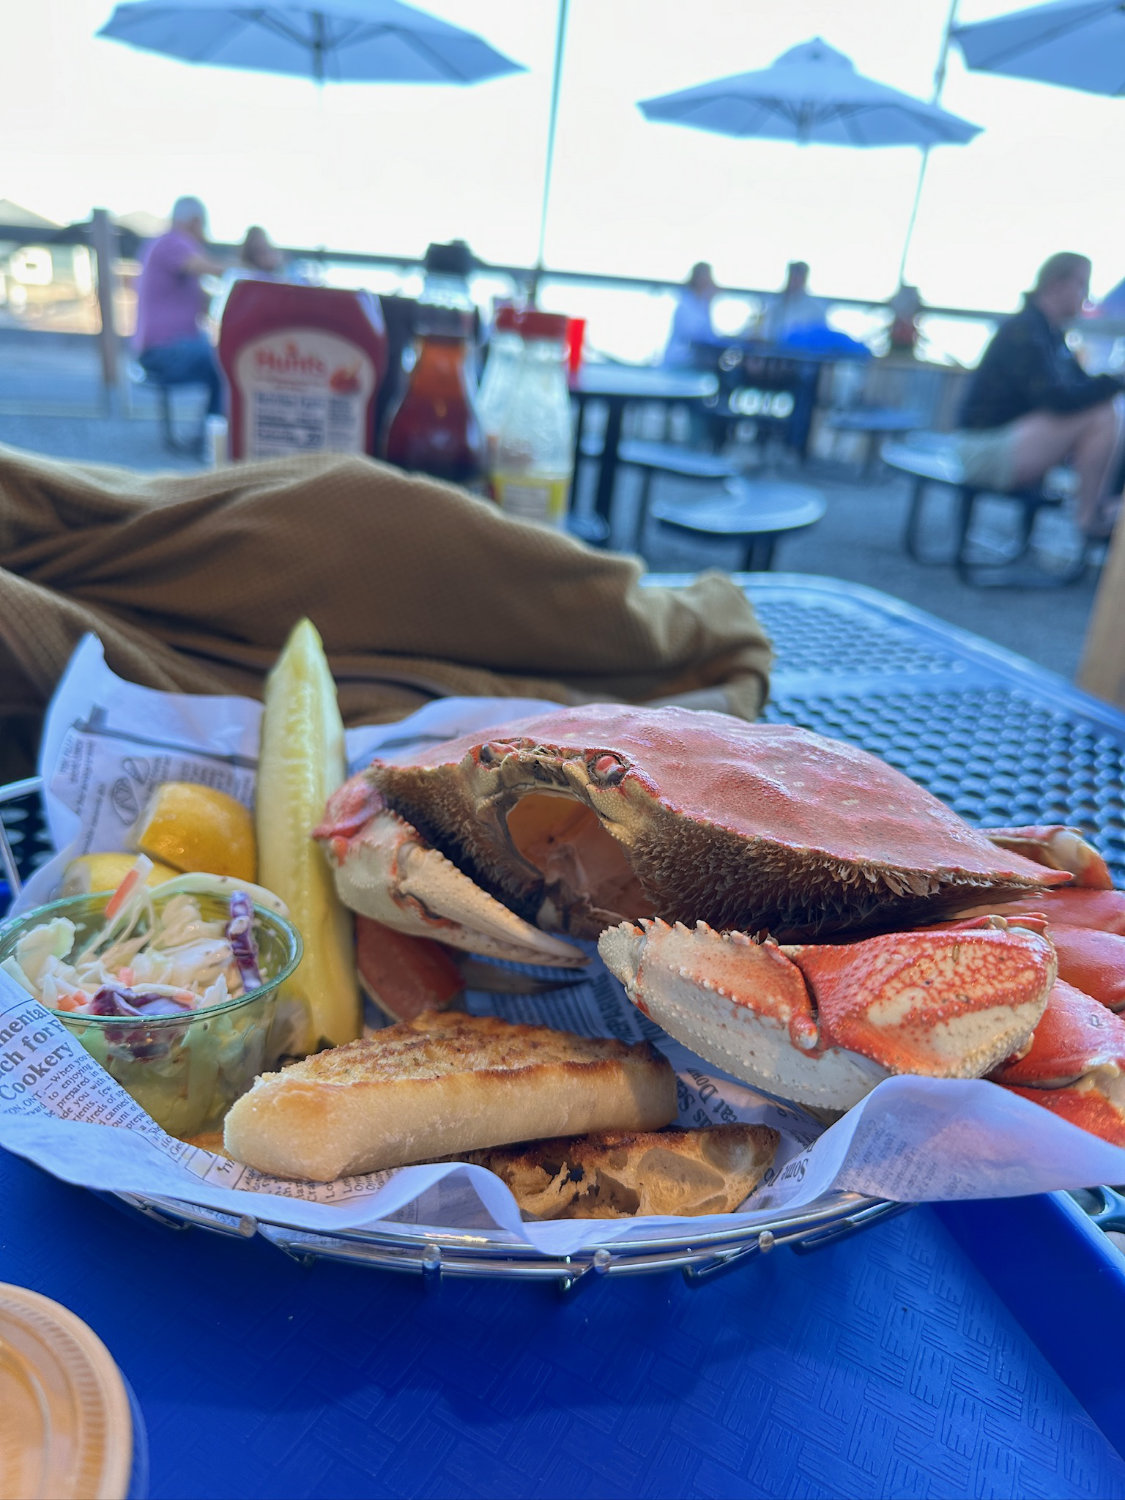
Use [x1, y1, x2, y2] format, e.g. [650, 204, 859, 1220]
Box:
[956, 252, 1124, 538]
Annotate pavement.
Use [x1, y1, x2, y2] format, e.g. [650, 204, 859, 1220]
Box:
[0, 328, 1107, 685]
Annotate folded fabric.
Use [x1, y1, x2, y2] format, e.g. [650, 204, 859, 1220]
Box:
[0, 445, 772, 776]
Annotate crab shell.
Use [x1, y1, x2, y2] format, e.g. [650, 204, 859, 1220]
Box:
[353, 705, 1066, 943]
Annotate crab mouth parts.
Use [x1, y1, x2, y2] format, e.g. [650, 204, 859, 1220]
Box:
[501, 790, 652, 933]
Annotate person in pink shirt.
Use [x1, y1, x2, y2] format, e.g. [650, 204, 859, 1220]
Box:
[135, 196, 225, 417]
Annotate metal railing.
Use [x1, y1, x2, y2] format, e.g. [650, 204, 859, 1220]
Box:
[0, 208, 1030, 414]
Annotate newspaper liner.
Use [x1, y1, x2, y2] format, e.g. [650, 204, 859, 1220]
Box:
[3, 634, 1125, 1259]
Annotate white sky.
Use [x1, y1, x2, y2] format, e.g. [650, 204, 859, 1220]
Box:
[4, 0, 1125, 314]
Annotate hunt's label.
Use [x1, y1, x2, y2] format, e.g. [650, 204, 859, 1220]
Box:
[233, 327, 376, 458]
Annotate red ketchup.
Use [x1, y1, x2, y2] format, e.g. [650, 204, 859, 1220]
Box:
[218, 281, 388, 460]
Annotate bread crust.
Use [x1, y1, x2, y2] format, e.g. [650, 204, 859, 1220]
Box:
[459, 1123, 780, 1218]
[223, 1010, 677, 1180]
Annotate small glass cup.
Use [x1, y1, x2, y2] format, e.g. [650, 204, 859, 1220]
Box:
[0, 890, 303, 1138]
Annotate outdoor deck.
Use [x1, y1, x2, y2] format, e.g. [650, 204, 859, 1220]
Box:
[0, 328, 1103, 684]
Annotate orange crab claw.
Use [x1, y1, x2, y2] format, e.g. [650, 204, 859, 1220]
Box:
[598, 916, 1056, 1112]
[786, 918, 1058, 1079]
[990, 980, 1125, 1145]
[314, 783, 586, 968]
[985, 825, 1112, 889]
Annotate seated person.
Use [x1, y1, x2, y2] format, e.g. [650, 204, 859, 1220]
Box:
[663, 261, 721, 367]
[755, 261, 869, 359]
[211, 224, 293, 324]
[239, 225, 284, 277]
[134, 196, 224, 418]
[757, 260, 826, 343]
[955, 252, 1125, 538]
[887, 283, 925, 357]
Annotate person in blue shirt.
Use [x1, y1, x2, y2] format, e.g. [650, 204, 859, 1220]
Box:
[663, 262, 720, 367]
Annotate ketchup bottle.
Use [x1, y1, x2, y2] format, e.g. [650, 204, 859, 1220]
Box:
[379, 305, 486, 491]
[218, 280, 388, 460]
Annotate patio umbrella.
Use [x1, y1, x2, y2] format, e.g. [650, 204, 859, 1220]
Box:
[952, 0, 1125, 95]
[638, 37, 981, 147]
[638, 36, 981, 288]
[96, 0, 524, 85]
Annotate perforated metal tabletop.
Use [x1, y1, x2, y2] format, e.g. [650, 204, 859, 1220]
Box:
[741, 573, 1125, 883]
[3, 574, 1125, 1498]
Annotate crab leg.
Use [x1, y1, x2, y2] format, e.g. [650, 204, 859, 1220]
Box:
[954, 886, 1125, 935]
[599, 916, 1056, 1112]
[314, 774, 586, 967]
[990, 980, 1125, 1145]
[354, 914, 464, 1023]
[985, 825, 1113, 889]
[1041, 924, 1125, 1012]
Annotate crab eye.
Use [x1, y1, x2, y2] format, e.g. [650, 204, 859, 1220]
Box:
[478, 741, 518, 765]
[587, 753, 626, 785]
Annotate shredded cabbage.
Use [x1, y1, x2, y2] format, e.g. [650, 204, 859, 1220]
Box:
[9, 879, 267, 1018]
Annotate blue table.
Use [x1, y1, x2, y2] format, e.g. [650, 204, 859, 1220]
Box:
[570, 365, 717, 537]
[4, 573, 1125, 1498]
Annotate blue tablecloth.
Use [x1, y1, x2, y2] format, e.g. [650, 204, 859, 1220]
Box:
[4, 1144, 1124, 1499]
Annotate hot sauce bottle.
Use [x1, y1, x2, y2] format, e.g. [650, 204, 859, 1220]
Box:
[379, 305, 486, 491]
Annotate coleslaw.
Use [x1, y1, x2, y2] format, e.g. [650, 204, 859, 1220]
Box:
[0, 858, 268, 1018]
[0, 862, 303, 1136]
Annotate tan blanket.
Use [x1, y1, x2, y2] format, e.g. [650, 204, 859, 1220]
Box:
[0, 445, 773, 778]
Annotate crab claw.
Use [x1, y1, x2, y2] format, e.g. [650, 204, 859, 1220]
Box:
[985, 825, 1112, 889]
[941, 909, 1125, 1013]
[598, 917, 1056, 1112]
[599, 920, 887, 1109]
[314, 774, 586, 968]
[991, 980, 1125, 1145]
[786, 917, 1056, 1079]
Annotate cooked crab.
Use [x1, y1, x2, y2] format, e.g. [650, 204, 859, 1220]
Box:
[313, 704, 1124, 1139]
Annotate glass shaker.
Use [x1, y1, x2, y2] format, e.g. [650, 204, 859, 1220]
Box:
[476, 305, 524, 474]
[491, 311, 574, 528]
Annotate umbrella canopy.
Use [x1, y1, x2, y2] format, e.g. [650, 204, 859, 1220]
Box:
[953, 0, 1125, 95]
[97, 0, 525, 85]
[638, 37, 982, 146]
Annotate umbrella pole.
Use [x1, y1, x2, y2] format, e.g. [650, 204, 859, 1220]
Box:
[897, 0, 961, 287]
[531, 0, 570, 302]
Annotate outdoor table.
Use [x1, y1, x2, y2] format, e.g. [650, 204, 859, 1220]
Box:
[688, 337, 870, 460]
[570, 365, 718, 536]
[4, 572, 1125, 1498]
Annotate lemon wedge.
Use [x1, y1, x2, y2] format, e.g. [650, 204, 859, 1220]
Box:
[61, 851, 180, 897]
[130, 782, 257, 882]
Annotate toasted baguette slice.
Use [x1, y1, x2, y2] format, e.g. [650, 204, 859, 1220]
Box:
[458, 1123, 780, 1219]
[223, 1010, 677, 1181]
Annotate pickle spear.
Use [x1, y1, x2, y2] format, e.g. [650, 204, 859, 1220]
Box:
[256, 618, 360, 1051]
